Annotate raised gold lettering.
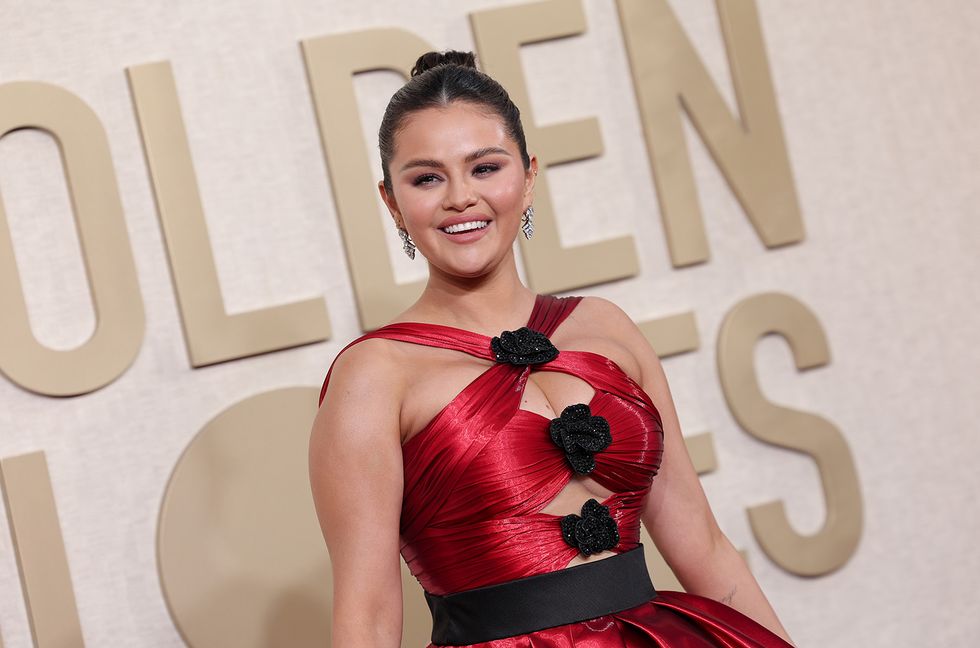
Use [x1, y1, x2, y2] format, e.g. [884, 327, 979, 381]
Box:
[717, 292, 862, 575]
[0, 82, 143, 395]
[302, 30, 433, 330]
[127, 62, 331, 366]
[471, 0, 640, 293]
[0, 451, 84, 647]
[616, 0, 804, 267]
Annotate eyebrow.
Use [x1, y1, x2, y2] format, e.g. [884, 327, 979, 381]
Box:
[399, 146, 511, 172]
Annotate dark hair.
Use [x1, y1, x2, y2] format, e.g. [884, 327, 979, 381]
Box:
[379, 50, 531, 194]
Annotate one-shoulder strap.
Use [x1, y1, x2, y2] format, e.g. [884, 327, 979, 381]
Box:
[529, 294, 583, 337]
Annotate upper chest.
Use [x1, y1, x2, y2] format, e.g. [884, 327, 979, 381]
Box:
[394, 332, 642, 445]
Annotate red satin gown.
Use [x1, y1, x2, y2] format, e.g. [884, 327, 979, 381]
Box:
[318, 293, 792, 647]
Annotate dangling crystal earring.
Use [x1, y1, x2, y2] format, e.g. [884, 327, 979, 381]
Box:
[521, 205, 535, 240]
[397, 227, 416, 260]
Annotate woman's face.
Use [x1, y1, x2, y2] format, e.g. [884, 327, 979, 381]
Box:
[380, 101, 537, 278]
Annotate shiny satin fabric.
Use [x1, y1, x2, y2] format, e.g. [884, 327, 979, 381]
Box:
[318, 294, 792, 647]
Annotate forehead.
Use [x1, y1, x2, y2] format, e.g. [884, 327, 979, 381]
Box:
[392, 102, 514, 162]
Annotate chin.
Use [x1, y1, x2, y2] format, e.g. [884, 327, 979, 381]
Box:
[451, 264, 493, 279]
[433, 256, 496, 279]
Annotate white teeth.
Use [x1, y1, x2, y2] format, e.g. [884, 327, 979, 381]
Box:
[441, 220, 489, 234]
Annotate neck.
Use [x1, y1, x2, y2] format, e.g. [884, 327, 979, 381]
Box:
[414, 248, 538, 336]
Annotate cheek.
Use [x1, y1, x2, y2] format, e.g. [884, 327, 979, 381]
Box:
[398, 190, 441, 224]
[484, 176, 526, 211]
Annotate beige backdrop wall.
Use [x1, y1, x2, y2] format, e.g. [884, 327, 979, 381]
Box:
[1, 0, 978, 646]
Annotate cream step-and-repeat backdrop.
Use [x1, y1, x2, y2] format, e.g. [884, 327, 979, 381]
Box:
[1, 0, 978, 646]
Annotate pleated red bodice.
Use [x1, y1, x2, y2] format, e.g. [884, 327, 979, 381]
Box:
[318, 294, 793, 648]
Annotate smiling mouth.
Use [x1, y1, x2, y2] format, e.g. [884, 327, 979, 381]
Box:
[440, 220, 490, 234]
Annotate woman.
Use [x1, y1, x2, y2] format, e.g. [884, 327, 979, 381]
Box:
[310, 50, 795, 647]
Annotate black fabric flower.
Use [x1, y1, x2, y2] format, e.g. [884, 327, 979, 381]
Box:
[560, 498, 620, 555]
[549, 403, 611, 474]
[490, 326, 559, 365]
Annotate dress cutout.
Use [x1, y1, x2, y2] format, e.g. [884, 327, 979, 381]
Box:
[318, 294, 793, 647]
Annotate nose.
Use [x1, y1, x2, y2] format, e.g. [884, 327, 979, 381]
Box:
[442, 175, 478, 212]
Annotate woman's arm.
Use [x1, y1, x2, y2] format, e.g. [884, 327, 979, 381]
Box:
[309, 339, 406, 647]
[596, 298, 794, 645]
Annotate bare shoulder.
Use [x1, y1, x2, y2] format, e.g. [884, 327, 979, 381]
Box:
[570, 295, 664, 384]
[313, 336, 408, 445]
[572, 295, 636, 331]
[322, 337, 406, 400]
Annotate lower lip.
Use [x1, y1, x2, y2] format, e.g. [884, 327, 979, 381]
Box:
[439, 221, 491, 244]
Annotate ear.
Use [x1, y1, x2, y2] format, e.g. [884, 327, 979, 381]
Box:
[522, 155, 539, 210]
[378, 180, 404, 228]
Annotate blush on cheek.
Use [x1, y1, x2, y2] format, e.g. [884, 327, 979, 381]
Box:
[485, 181, 525, 214]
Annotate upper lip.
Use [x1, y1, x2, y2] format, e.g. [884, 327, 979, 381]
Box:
[437, 214, 491, 229]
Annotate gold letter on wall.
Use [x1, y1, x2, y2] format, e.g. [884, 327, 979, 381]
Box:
[126, 62, 331, 367]
[0, 451, 84, 647]
[0, 81, 143, 396]
[717, 292, 862, 575]
[616, 0, 804, 267]
[302, 29, 432, 331]
[470, 0, 640, 293]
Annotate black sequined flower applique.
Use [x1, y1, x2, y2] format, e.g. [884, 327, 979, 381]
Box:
[490, 326, 559, 365]
[560, 498, 620, 556]
[549, 403, 611, 474]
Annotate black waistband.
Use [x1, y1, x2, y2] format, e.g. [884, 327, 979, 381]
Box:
[423, 544, 657, 645]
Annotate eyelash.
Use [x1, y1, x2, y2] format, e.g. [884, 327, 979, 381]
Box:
[474, 163, 499, 175]
[412, 163, 501, 187]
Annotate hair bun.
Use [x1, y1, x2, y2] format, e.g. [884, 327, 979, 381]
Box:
[411, 50, 478, 77]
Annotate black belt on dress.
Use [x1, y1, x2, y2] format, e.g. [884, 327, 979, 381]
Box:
[423, 544, 657, 645]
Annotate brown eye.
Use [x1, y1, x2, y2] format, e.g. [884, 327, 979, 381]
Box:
[474, 163, 499, 176]
[413, 173, 440, 186]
